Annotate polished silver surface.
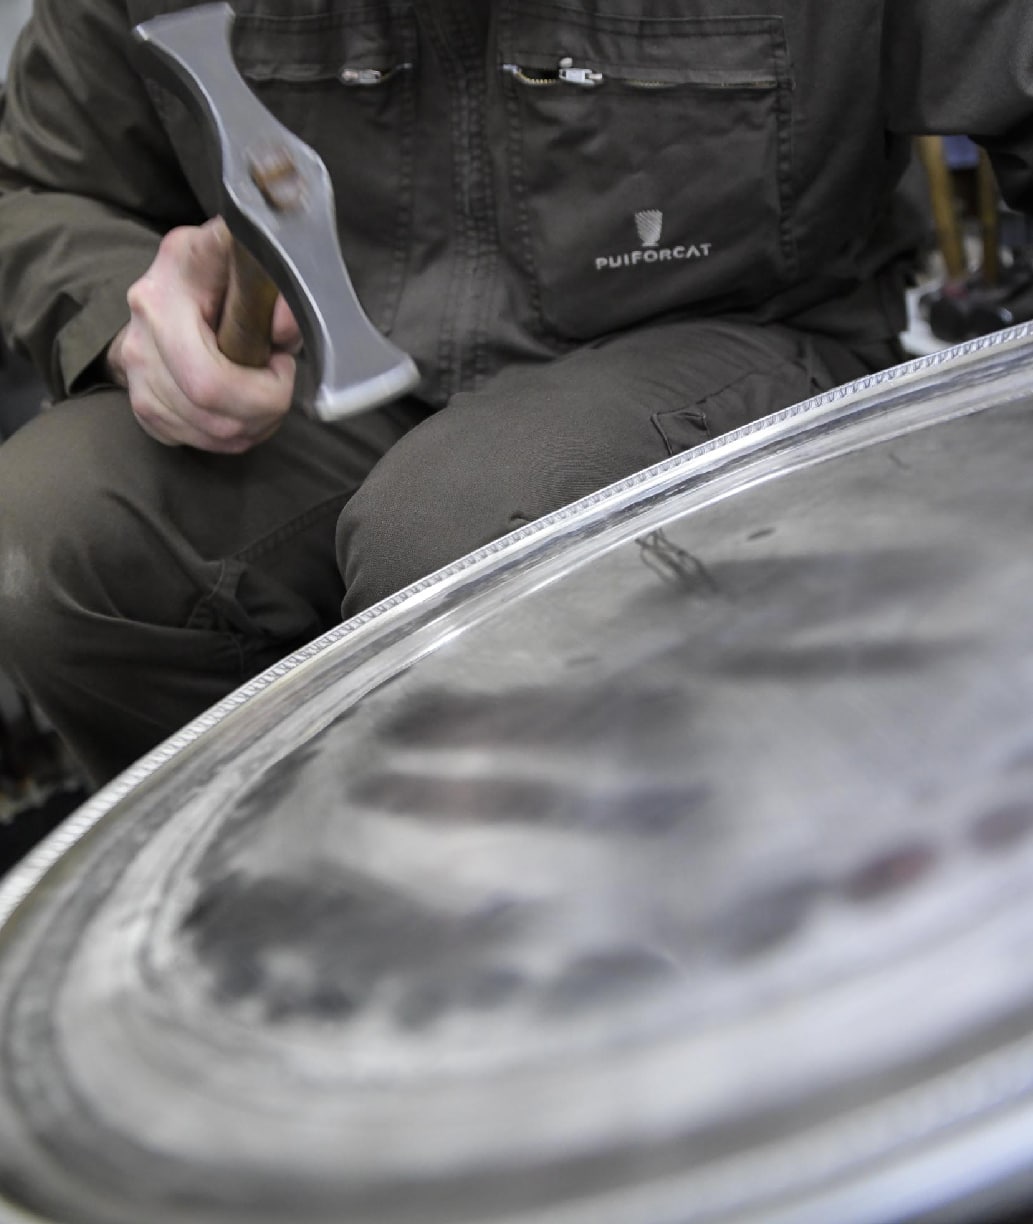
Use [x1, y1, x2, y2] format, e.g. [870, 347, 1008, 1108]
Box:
[2, 325, 1033, 1224]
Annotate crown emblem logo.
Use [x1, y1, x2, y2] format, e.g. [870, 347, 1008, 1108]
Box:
[635, 209, 663, 248]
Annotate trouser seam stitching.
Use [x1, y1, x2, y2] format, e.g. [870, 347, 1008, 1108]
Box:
[233, 492, 348, 563]
[183, 561, 248, 678]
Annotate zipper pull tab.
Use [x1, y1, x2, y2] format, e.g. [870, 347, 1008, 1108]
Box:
[557, 56, 603, 86]
[339, 66, 384, 86]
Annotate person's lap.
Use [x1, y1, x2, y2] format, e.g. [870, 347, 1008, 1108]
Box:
[337, 318, 857, 612]
[0, 316, 889, 782]
[0, 387, 425, 780]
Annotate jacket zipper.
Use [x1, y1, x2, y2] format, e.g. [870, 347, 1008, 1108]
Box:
[419, 0, 496, 395]
[243, 61, 414, 85]
[339, 62, 414, 87]
[503, 61, 778, 91]
[503, 58, 601, 87]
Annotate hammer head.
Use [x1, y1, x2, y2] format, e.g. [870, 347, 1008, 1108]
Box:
[133, 3, 420, 421]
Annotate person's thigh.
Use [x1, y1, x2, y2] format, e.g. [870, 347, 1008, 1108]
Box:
[0, 388, 426, 782]
[338, 318, 875, 613]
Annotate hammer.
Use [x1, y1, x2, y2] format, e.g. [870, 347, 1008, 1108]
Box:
[132, 3, 420, 421]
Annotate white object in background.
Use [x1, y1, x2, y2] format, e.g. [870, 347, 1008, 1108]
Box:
[0, 0, 32, 78]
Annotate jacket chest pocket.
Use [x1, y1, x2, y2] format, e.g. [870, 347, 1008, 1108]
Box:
[134, 3, 418, 336]
[498, 6, 796, 341]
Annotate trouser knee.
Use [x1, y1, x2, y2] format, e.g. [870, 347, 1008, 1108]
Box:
[0, 397, 175, 683]
[335, 316, 870, 619]
[336, 452, 503, 617]
[0, 436, 74, 679]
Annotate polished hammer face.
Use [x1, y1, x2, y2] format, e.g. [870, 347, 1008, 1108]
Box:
[132, 3, 419, 420]
[3, 326, 1033, 1223]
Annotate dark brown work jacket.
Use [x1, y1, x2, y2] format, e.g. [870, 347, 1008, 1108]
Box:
[1, 1, 1033, 407]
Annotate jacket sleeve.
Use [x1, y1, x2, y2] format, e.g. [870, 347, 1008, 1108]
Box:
[0, 0, 204, 399]
[882, 0, 1033, 214]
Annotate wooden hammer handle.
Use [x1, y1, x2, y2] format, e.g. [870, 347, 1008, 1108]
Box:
[216, 238, 279, 368]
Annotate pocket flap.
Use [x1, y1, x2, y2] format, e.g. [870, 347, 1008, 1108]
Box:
[502, 8, 791, 87]
[233, 8, 414, 83]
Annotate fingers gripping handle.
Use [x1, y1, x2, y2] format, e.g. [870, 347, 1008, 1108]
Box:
[132, 2, 420, 419]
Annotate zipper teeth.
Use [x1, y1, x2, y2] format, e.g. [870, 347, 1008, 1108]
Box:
[339, 61, 413, 86]
[502, 63, 560, 85]
[625, 77, 778, 88]
[244, 61, 413, 85]
[503, 64, 779, 91]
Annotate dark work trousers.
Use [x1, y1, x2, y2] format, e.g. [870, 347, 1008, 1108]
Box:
[0, 318, 897, 785]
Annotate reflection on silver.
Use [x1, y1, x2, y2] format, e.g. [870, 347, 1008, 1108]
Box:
[2, 325, 1033, 1224]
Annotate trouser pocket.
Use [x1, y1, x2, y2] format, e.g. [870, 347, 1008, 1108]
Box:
[651, 326, 833, 457]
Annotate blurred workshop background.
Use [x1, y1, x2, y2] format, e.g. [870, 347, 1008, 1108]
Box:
[1, 0, 1033, 875]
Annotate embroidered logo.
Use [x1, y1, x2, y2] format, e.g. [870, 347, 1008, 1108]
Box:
[635, 209, 663, 248]
[595, 211, 713, 271]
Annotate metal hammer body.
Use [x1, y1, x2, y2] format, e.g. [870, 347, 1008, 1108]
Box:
[133, 2, 420, 421]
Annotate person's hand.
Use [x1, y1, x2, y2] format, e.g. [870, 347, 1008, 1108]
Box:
[106, 217, 301, 453]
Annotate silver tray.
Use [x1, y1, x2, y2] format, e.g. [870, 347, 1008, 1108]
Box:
[2, 325, 1033, 1224]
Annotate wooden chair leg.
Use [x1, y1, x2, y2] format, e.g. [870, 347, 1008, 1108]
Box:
[915, 135, 968, 281]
